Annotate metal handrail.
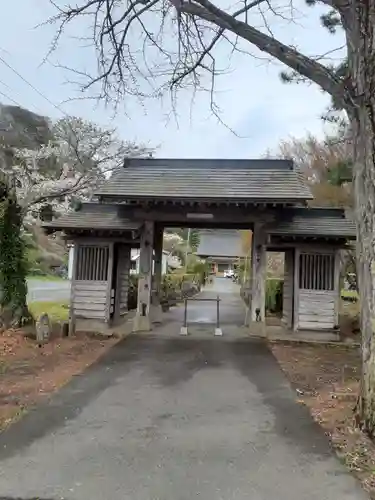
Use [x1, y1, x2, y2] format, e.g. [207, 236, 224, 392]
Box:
[187, 297, 220, 301]
[183, 294, 221, 330]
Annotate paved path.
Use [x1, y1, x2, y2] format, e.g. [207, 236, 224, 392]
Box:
[0, 277, 365, 499]
[0, 344, 367, 498]
[27, 279, 71, 303]
[168, 276, 246, 327]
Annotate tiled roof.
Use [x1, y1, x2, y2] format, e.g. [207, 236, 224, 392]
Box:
[42, 203, 141, 232]
[269, 208, 356, 239]
[42, 203, 356, 240]
[196, 230, 245, 258]
[95, 158, 312, 202]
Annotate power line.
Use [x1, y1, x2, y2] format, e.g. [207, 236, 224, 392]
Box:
[0, 77, 25, 107]
[0, 51, 68, 118]
[0, 50, 84, 152]
[0, 50, 95, 171]
[0, 88, 23, 107]
[0, 77, 12, 91]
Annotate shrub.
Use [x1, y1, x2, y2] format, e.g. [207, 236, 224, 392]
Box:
[128, 272, 201, 310]
[236, 261, 247, 283]
[266, 279, 283, 314]
[187, 260, 211, 285]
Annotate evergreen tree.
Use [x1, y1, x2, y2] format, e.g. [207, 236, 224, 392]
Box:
[0, 175, 30, 328]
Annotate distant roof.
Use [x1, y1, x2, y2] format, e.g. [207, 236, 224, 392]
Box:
[95, 158, 312, 203]
[42, 203, 141, 233]
[269, 207, 356, 239]
[196, 229, 245, 258]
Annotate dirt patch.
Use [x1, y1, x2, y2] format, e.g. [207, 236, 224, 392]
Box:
[271, 342, 375, 498]
[0, 329, 118, 431]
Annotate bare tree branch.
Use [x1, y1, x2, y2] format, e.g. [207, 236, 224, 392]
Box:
[181, 0, 347, 103]
[170, 0, 267, 86]
[47, 0, 351, 112]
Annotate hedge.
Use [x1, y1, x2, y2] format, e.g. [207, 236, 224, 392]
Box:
[266, 279, 283, 313]
[128, 272, 202, 311]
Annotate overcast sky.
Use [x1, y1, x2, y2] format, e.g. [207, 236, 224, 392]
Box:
[0, 0, 344, 157]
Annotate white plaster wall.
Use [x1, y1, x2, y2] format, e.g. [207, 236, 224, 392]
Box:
[132, 253, 169, 275]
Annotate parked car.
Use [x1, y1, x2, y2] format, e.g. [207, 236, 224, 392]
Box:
[224, 269, 234, 278]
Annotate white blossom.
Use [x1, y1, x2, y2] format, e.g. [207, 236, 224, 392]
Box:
[0, 115, 153, 222]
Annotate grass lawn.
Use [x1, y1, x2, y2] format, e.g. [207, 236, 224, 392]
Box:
[340, 290, 360, 323]
[341, 289, 359, 301]
[28, 301, 69, 322]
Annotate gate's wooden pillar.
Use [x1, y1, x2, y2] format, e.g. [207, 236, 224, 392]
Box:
[114, 245, 131, 321]
[243, 255, 252, 326]
[282, 249, 294, 329]
[250, 223, 267, 334]
[293, 248, 300, 332]
[106, 242, 115, 324]
[150, 224, 163, 323]
[334, 250, 341, 327]
[69, 242, 79, 336]
[133, 221, 154, 332]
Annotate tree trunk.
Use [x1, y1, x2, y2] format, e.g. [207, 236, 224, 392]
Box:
[353, 120, 375, 434]
[349, 0, 375, 434]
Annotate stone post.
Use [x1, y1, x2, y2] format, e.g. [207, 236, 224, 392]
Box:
[133, 221, 154, 332]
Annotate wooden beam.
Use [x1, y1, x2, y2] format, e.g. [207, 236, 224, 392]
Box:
[61, 230, 139, 240]
[119, 207, 278, 225]
[100, 195, 304, 206]
[66, 236, 140, 246]
[267, 240, 347, 251]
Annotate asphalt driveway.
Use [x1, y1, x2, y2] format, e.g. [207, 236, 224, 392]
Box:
[0, 335, 367, 500]
[169, 277, 246, 326]
[27, 279, 71, 303]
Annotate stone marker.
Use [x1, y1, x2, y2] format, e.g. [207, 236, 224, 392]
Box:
[62, 321, 69, 337]
[36, 312, 51, 344]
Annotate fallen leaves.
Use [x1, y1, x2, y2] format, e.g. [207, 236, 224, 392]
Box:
[272, 342, 375, 499]
[0, 329, 119, 431]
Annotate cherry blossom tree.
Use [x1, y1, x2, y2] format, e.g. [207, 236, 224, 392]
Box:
[2, 116, 153, 222]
